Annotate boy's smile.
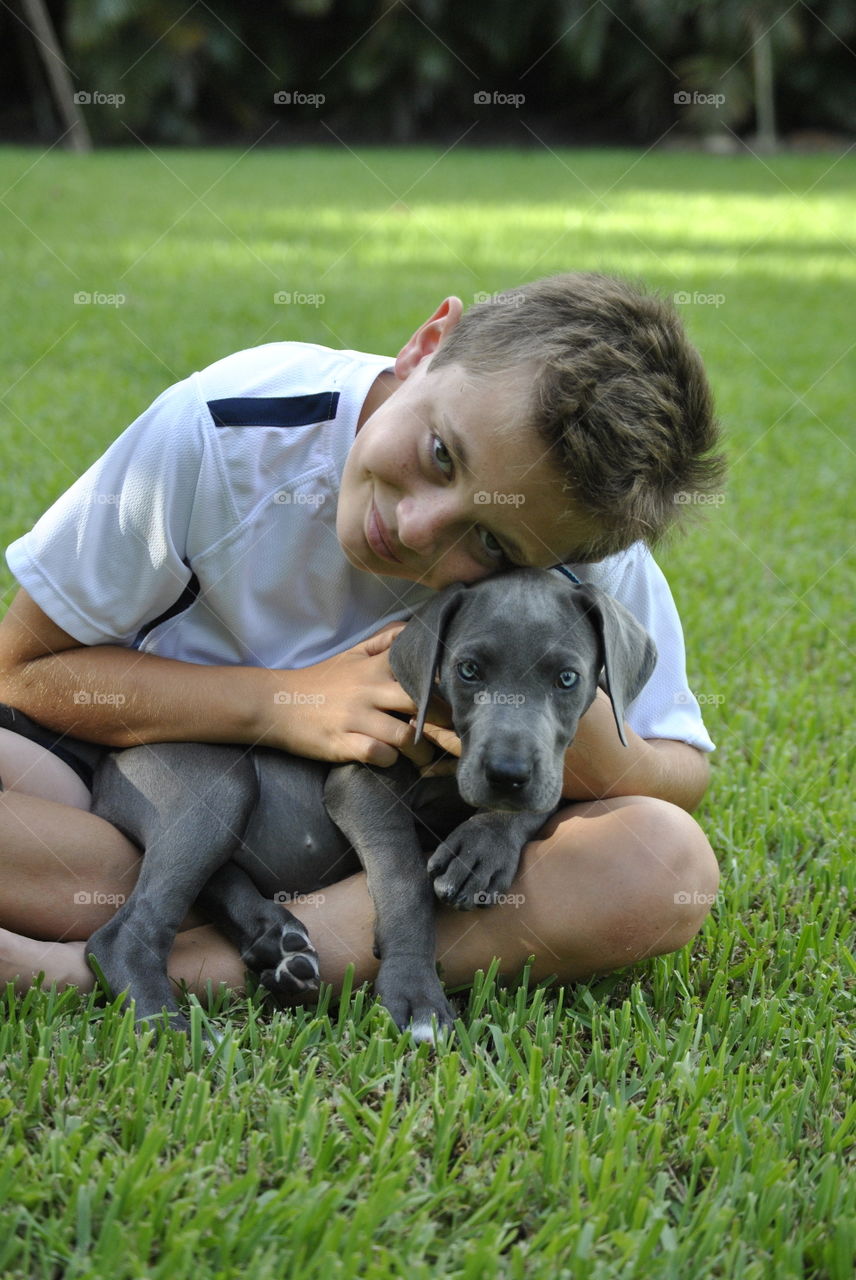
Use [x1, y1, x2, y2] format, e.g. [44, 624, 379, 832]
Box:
[337, 351, 590, 590]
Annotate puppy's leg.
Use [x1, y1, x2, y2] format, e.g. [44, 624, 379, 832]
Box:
[323, 761, 455, 1041]
[87, 744, 259, 1029]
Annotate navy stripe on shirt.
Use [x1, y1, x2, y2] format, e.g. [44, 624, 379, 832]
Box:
[132, 571, 201, 649]
[207, 393, 340, 429]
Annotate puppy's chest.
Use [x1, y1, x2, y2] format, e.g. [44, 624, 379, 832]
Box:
[406, 774, 477, 851]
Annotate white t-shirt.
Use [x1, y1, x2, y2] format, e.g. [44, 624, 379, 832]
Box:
[5, 341, 714, 752]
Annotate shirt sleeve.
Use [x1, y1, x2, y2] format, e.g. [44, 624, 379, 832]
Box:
[5, 377, 209, 646]
[575, 544, 716, 753]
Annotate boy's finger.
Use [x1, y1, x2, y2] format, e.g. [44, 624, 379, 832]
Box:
[418, 755, 459, 778]
[362, 621, 406, 656]
[395, 736, 438, 769]
[414, 721, 461, 758]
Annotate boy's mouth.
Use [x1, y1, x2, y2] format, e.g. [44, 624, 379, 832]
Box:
[367, 501, 402, 564]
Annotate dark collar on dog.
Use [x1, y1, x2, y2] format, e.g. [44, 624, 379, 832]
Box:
[551, 564, 582, 585]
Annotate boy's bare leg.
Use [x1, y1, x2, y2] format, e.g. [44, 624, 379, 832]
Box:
[163, 795, 718, 998]
[270, 795, 720, 991]
[0, 783, 140, 992]
[0, 716, 718, 998]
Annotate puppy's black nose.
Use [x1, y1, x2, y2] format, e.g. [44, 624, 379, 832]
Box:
[485, 757, 532, 790]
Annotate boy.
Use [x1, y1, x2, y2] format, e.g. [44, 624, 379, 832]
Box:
[0, 273, 725, 1004]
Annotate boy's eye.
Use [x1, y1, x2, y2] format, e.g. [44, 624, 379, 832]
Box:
[432, 436, 453, 476]
[477, 526, 506, 562]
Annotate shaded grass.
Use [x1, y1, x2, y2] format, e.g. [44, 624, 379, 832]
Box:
[0, 144, 853, 1277]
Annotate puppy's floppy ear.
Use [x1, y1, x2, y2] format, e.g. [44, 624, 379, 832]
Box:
[573, 584, 658, 747]
[389, 584, 470, 741]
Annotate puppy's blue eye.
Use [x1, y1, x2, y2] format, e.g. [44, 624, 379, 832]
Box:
[457, 660, 481, 682]
[557, 670, 579, 689]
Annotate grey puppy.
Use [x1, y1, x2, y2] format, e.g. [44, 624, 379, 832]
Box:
[87, 569, 656, 1041]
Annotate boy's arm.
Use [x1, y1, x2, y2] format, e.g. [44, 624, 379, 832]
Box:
[553, 546, 714, 812]
[558, 688, 710, 813]
[0, 590, 431, 768]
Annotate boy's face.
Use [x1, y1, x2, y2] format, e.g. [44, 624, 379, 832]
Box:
[338, 311, 594, 589]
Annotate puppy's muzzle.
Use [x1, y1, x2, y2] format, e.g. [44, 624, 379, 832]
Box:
[457, 743, 558, 813]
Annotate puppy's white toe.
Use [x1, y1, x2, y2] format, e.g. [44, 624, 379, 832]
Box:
[409, 1019, 438, 1045]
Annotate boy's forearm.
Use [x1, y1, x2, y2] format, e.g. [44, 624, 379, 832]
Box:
[0, 645, 282, 749]
[562, 691, 710, 813]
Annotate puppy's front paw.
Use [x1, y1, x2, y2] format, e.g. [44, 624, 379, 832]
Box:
[427, 828, 518, 910]
[376, 957, 455, 1044]
[256, 920, 320, 998]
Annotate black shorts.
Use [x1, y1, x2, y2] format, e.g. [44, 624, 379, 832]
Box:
[0, 702, 107, 792]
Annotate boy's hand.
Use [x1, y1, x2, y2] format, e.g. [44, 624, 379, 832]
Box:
[412, 717, 461, 777]
[365, 625, 462, 773]
[266, 622, 439, 768]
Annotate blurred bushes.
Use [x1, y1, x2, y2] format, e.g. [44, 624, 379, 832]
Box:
[14, 0, 856, 144]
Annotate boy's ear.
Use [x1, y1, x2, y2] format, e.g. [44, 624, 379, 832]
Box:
[394, 296, 464, 379]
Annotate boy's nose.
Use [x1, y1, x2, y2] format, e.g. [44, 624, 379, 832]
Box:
[395, 497, 451, 557]
[395, 495, 487, 586]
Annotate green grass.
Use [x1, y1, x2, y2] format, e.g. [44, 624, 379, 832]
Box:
[0, 145, 854, 1278]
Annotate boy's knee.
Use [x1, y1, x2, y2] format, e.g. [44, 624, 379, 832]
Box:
[530, 796, 719, 968]
[633, 797, 719, 951]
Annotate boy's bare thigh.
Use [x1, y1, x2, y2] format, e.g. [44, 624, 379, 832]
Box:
[0, 727, 93, 811]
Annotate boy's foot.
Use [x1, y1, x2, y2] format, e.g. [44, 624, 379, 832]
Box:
[0, 927, 94, 995]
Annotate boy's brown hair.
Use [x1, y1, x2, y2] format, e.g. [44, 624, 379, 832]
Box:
[430, 272, 726, 561]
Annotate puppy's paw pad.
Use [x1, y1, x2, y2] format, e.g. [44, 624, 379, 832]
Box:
[263, 923, 320, 994]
